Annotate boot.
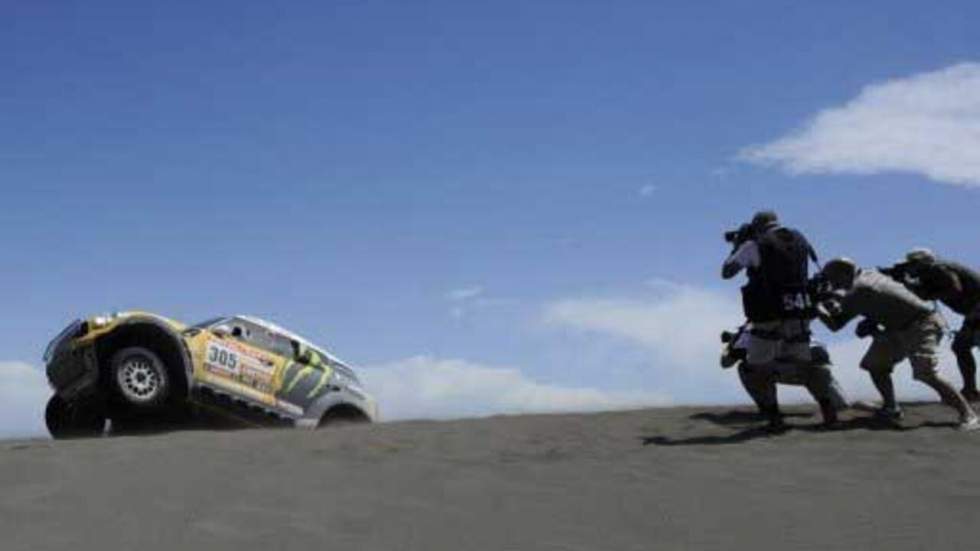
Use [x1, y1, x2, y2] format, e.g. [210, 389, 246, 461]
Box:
[760, 404, 786, 432]
[817, 398, 838, 429]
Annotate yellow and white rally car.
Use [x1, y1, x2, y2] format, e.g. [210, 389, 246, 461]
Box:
[43, 312, 378, 438]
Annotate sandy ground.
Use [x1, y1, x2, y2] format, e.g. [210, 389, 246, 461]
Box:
[2, 403, 979, 551]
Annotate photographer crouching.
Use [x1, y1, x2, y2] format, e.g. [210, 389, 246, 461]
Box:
[721, 211, 846, 430]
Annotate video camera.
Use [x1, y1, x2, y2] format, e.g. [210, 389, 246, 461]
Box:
[879, 261, 935, 302]
[806, 272, 836, 306]
[723, 223, 755, 248]
[719, 326, 747, 369]
[879, 261, 915, 283]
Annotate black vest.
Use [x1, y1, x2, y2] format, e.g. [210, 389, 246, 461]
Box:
[742, 226, 812, 322]
[935, 261, 980, 315]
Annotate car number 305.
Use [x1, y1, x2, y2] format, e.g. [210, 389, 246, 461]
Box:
[207, 344, 239, 372]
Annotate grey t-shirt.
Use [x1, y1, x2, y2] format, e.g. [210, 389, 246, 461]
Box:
[836, 269, 934, 330]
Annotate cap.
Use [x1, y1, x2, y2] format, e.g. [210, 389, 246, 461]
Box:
[751, 210, 779, 230]
[822, 257, 858, 282]
[905, 248, 937, 265]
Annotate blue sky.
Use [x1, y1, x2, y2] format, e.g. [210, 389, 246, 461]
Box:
[3, 1, 980, 433]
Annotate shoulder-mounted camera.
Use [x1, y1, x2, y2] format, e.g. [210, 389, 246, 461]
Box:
[724, 223, 755, 247]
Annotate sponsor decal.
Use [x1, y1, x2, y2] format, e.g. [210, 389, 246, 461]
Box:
[205, 342, 240, 376]
[205, 340, 277, 393]
[277, 362, 335, 405]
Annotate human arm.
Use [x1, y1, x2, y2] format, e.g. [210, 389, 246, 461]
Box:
[930, 266, 963, 304]
[801, 233, 819, 266]
[816, 302, 846, 332]
[855, 318, 883, 338]
[721, 241, 759, 280]
[816, 289, 860, 332]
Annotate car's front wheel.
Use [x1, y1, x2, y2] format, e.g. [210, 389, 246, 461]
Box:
[110, 347, 171, 409]
[45, 395, 106, 439]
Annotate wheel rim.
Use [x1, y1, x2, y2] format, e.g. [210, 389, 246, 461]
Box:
[117, 354, 164, 404]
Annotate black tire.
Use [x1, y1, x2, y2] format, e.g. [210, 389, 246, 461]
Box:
[45, 395, 106, 440]
[318, 406, 371, 429]
[109, 347, 171, 409]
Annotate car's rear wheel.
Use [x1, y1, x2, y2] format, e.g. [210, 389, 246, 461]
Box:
[110, 347, 171, 408]
[318, 405, 371, 428]
[45, 395, 106, 439]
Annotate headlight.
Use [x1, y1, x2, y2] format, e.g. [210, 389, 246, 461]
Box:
[90, 313, 119, 329]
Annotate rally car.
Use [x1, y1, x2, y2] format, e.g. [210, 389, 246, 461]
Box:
[43, 312, 378, 438]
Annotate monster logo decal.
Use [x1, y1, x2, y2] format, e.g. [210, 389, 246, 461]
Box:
[276, 350, 334, 413]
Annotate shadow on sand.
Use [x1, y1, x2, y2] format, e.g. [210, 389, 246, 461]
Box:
[689, 410, 810, 427]
[641, 409, 957, 447]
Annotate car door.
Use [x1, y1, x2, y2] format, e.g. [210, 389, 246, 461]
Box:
[273, 340, 336, 418]
[194, 319, 290, 408]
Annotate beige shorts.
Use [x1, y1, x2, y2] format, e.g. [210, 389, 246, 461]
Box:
[738, 320, 811, 365]
[860, 314, 944, 379]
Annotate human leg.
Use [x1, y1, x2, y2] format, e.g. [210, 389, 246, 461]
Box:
[870, 371, 898, 411]
[737, 363, 771, 412]
[791, 363, 839, 425]
[738, 362, 782, 428]
[952, 325, 979, 399]
[861, 335, 903, 416]
[740, 325, 785, 426]
[907, 320, 978, 428]
[910, 359, 977, 426]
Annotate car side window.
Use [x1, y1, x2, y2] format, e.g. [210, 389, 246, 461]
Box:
[270, 334, 298, 360]
[227, 319, 295, 359]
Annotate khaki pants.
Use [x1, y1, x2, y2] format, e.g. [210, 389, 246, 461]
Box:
[736, 320, 848, 411]
[738, 320, 811, 365]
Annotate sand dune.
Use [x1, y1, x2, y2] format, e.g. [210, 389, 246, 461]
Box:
[2, 403, 978, 550]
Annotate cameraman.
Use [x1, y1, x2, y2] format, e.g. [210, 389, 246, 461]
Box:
[721, 211, 842, 429]
[898, 249, 980, 401]
[815, 258, 978, 430]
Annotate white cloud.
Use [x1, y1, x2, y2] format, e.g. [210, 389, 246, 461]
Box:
[446, 286, 487, 319]
[740, 62, 980, 187]
[542, 284, 741, 368]
[360, 356, 669, 421]
[0, 362, 51, 438]
[638, 184, 658, 197]
[446, 286, 484, 302]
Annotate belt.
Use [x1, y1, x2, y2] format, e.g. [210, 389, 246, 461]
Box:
[749, 328, 782, 340]
[749, 326, 811, 343]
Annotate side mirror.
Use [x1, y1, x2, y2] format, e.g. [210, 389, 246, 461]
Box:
[212, 325, 232, 338]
